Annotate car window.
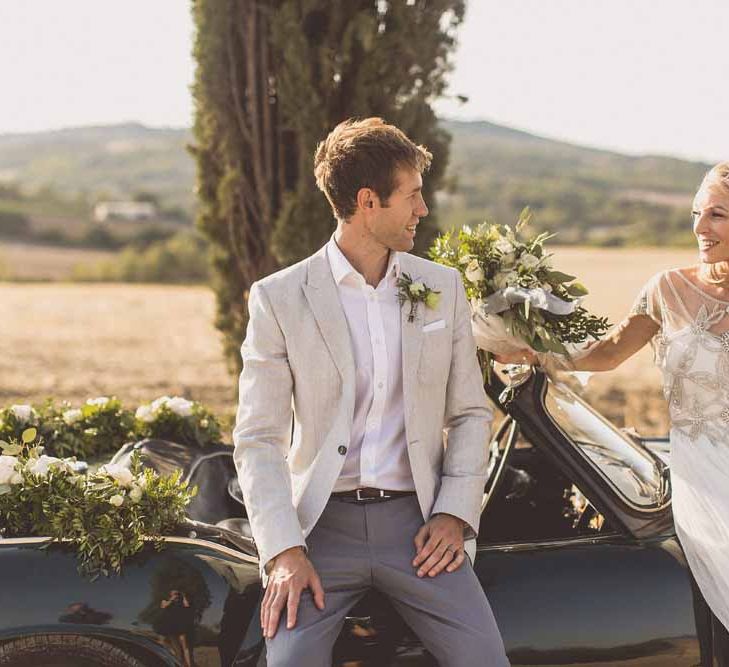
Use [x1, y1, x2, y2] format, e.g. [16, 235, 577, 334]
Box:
[543, 379, 663, 509]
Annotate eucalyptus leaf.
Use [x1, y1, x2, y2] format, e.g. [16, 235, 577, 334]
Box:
[22, 428, 37, 444]
[566, 281, 589, 296]
[546, 270, 577, 283]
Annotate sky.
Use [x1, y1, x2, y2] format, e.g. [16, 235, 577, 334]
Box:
[0, 1, 727, 163]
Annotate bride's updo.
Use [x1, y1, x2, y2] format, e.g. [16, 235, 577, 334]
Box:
[697, 161, 729, 285]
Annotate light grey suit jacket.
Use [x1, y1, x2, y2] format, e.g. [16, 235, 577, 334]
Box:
[233, 244, 493, 573]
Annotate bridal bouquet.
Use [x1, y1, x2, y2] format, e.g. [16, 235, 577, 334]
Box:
[0, 428, 195, 577]
[429, 208, 609, 357]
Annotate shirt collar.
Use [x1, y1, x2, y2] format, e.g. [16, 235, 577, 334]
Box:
[326, 235, 401, 286]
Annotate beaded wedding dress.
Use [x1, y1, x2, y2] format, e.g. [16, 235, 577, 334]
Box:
[633, 268, 729, 630]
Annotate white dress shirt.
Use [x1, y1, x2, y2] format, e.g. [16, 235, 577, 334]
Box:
[327, 237, 415, 492]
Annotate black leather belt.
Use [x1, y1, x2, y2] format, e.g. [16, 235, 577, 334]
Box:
[331, 488, 417, 504]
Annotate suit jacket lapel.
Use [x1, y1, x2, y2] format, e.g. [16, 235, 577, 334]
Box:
[399, 253, 425, 422]
[302, 246, 354, 383]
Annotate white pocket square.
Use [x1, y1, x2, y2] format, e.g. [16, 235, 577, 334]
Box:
[422, 319, 446, 333]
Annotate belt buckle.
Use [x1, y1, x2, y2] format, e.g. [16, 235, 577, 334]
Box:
[355, 488, 388, 502]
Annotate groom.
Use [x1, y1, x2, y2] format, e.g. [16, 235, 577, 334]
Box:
[233, 117, 508, 666]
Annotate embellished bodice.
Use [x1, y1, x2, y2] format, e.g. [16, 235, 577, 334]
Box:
[632, 269, 729, 446]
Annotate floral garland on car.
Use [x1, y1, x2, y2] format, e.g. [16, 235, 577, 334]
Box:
[0, 428, 196, 578]
[429, 208, 609, 361]
[134, 395, 221, 448]
[0, 395, 223, 461]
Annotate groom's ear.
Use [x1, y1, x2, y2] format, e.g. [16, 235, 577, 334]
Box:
[356, 187, 377, 212]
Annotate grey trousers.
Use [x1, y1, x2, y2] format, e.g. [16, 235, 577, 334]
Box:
[265, 495, 509, 667]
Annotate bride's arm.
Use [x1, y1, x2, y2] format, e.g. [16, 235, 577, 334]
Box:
[494, 313, 658, 370]
[567, 313, 659, 371]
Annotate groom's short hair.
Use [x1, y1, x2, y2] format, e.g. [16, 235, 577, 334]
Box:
[314, 117, 432, 221]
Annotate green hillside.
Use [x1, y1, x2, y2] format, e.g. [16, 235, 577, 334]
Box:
[0, 120, 711, 246]
[439, 120, 709, 246]
[0, 123, 194, 213]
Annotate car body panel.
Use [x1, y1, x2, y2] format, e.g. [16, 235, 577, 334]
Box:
[0, 537, 263, 666]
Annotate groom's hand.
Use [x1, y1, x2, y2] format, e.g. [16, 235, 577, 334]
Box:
[413, 513, 466, 578]
[261, 546, 325, 639]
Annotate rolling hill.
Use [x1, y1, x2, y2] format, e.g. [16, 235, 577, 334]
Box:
[0, 120, 711, 246]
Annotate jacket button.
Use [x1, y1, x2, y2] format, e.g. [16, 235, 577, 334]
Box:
[338, 445, 347, 455]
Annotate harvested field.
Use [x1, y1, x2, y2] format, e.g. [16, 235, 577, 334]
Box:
[0, 283, 236, 426]
[0, 241, 117, 281]
[0, 246, 700, 439]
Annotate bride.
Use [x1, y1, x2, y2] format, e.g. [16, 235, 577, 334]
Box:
[510, 161, 729, 664]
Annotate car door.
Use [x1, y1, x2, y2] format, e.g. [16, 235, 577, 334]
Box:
[476, 535, 699, 666]
[475, 370, 702, 666]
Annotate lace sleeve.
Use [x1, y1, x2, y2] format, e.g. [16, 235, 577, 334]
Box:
[630, 273, 663, 329]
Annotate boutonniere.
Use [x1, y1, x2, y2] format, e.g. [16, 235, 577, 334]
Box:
[396, 272, 441, 322]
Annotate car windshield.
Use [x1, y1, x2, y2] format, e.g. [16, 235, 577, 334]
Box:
[543, 379, 664, 509]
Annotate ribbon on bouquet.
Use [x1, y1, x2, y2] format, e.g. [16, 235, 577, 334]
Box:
[479, 286, 581, 316]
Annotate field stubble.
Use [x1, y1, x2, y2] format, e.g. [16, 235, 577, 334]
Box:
[0, 247, 699, 439]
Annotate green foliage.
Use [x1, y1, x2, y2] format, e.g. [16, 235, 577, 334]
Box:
[192, 0, 464, 371]
[0, 443, 195, 578]
[72, 232, 210, 283]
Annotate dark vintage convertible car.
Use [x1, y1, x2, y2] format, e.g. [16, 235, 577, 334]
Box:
[0, 368, 710, 666]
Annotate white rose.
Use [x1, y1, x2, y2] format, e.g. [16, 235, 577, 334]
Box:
[109, 494, 124, 507]
[464, 259, 485, 284]
[408, 282, 425, 295]
[150, 396, 171, 413]
[10, 405, 33, 424]
[166, 397, 194, 417]
[86, 397, 110, 407]
[135, 404, 155, 423]
[501, 252, 516, 267]
[0, 456, 19, 485]
[493, 272, 510, 290]
[519, 253, 539, 270]
[129, 485, 144, 503]
[27, 455, 71, 478]
[99, 463, 134, 488]
[494, 238, 514, 254]
[62, 408, 83, 425]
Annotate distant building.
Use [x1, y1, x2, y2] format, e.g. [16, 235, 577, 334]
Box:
[93, 201, 157, 223]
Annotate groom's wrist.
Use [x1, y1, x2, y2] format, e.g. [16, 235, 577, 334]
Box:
[266, 545, 306, 574]
[433, 512, 466, 528]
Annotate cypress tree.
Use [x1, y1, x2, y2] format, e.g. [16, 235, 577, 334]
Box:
[192, 0, 465, 372]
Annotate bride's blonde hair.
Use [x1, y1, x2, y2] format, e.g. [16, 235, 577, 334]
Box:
[697, 161, 729, 285]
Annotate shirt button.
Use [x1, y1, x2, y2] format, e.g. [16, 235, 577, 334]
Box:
[338, 445, 347, 455]
[378, 382, 384, 389]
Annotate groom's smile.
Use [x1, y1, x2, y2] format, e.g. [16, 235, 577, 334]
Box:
[374, 166, 429, 252]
